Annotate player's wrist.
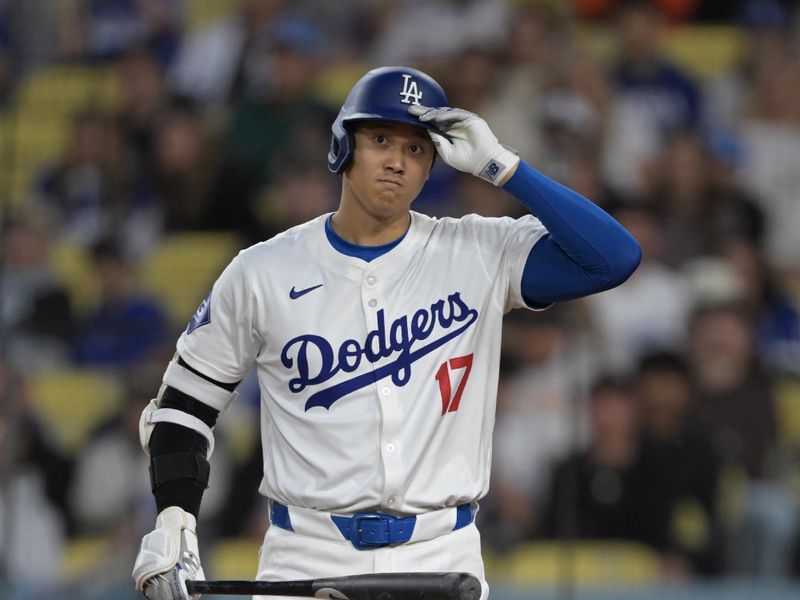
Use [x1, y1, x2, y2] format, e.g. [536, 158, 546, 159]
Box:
[476, 144, 520, 186]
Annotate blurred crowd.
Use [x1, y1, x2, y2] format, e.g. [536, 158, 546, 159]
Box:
[2, 0, 800, 595]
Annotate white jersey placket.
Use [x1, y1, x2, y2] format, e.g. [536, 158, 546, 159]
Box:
[361, 265, 405, 511]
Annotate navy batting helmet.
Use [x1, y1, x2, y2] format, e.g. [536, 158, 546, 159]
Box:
[327, 66, 449, 174]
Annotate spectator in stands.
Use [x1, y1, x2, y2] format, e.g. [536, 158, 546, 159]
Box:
[115, 45, 171, 167]
[0, 358, 70, 587]
[36, 109, 156, 257]
[536, 84, 604, 183]
[480, 3, 565, 166]
[688, 300, 796, 576]
[151, 101, 255, 236]
[252, 160, 337, 240]
[561, 149, 625, 213]
[452, 171, 522, 219]
[71, 237, 168, 368]
[169, 0, 286, 107]
[69, 372, 233, 538]
[226, 15, 334, 189]
[369, 0, 511, 66]
[718, 237, 800, 376]
[645, 129, 765, 268]
[703, 130, 765, 248]
[703, 0, 795, 129]
[602, 0, 702, 196]
[0, 211, 73, 372]
[736, 23, 800, 270]
[584, 202, 692, 372]
[0, 7, 13, 109]
[492, 306, 593, 548]
[59, 0, 183, 66]
[635, 351, 723, 575]
[536, 376, 670, 553]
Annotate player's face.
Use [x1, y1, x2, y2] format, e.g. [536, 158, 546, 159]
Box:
[341, 121, 434, 223]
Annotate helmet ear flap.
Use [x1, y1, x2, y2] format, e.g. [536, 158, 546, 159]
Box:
[329, 124, 357, 175]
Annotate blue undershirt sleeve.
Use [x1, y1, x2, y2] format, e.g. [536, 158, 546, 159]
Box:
[502, 161, 641, 307]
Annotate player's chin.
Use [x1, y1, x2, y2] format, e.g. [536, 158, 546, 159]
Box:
[373, 187, 412, 206]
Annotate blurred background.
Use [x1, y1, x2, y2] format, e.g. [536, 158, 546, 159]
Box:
[2, 0, 800, 599]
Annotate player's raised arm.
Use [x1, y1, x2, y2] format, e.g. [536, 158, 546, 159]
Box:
[409, 105, 641, 307]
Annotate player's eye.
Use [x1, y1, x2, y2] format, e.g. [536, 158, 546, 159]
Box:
[373, 135, 387, 145]
[409, 144, 423, 154]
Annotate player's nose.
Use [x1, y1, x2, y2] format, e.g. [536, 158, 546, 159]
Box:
[383, 145, 405, 173]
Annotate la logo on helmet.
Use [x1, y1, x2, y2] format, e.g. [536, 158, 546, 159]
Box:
[399, 74, 423, 105]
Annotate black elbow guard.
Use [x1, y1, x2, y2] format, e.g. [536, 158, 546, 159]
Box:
[149, 422, 211, 517]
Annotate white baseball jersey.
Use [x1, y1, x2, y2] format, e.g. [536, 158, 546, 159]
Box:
[172, 210, 546, 515]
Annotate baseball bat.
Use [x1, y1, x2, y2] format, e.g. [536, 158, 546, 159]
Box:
[186, 572, 481, 600]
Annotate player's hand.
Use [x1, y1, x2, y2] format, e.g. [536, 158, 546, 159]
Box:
[409, 105, 519, 185]
[133, 506, 205, 600]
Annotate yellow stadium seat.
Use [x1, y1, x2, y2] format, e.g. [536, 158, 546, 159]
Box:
[210, 537, 261, 580]
[63, 536, 110, 578]
[186, 0, 240, 31]
[7, 111, 72, 201]
[8, 65, 119, 198]
[17, 65, 118, 114]
[139, 232, 241, 326]
[27, 369, 123, 456]
[315, 62, 371, 107]
[662, 26, 744, 79]
[775, 377, 800, 447]
[575, 24, 744, 79]
[219, 410, 260, 464]
[497, 541, 661, 587]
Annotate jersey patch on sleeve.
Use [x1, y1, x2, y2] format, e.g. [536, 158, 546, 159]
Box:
[186, 293, 212, 334]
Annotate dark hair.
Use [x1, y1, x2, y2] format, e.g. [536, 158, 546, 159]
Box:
[636, 350, 689, 378]
[90, 236, 127, 264]
[590, 373, 633, 399]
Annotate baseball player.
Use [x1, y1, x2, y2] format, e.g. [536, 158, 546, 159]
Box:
[132, 66, 641, 600]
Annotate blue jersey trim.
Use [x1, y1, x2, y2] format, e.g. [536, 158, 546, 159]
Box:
[325, 215, 407, 262]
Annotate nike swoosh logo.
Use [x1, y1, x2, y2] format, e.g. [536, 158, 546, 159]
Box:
[289, 284, 323, 299]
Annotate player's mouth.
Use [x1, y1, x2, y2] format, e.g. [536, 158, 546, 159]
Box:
[378, 178, 403, 187]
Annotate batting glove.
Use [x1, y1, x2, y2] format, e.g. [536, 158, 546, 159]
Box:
[409, 105, 519, 185]
[133, 506, 205, 600]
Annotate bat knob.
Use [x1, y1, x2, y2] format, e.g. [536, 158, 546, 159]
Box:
[455, 573, 481, 600]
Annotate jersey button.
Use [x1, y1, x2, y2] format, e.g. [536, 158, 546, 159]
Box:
[386, 443, 396, 453]
[387, 497, 396, 506]
[368, 299, 377, 307]
[381, 387, 391, 396]
[367, 275, 376, 285]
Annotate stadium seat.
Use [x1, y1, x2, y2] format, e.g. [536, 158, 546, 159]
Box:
[16, 65, 118, 114]
[186, 0, 240, 31]
[8, 65, 118, 199]
[495, 540, 661, 587]
[315, 62, 371, 107]
[575, 24, 743, 79]
[139, 232, 241, 326]
[774, 377, 800, 447]
[1, 111, 71, 201]
[663, 26, 744, 79]
[27, 369, 123, 456]
[210, 537, 261, 580]
[63, 536, 110, 578]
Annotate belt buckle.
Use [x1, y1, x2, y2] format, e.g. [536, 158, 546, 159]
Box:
[349, 513, 391, 550]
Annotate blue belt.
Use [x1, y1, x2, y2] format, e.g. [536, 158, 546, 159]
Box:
[270, 500, 474, 550]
